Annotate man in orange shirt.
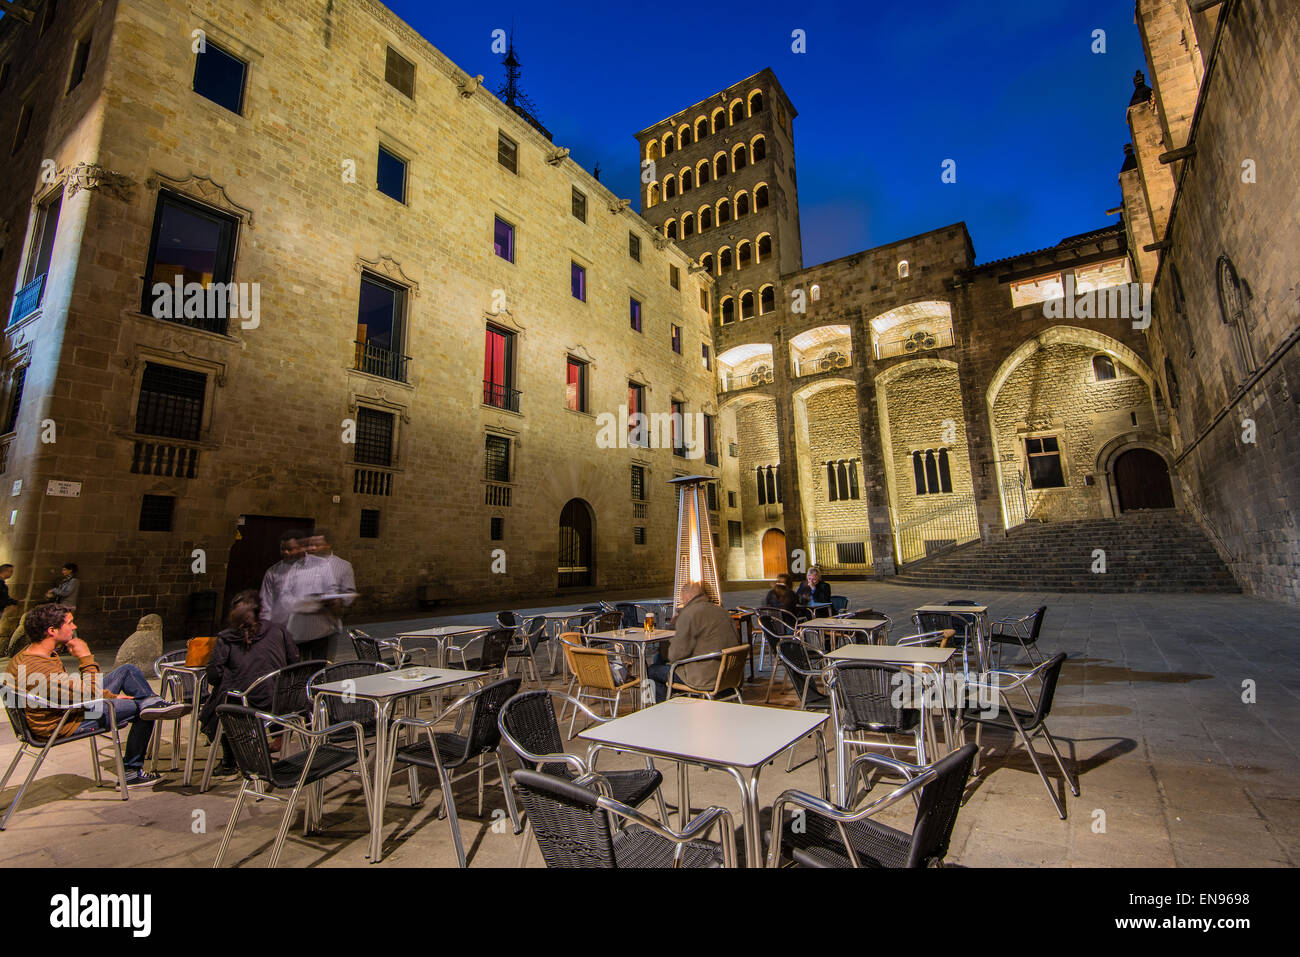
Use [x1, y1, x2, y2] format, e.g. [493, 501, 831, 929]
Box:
[6, 604, 186, 787]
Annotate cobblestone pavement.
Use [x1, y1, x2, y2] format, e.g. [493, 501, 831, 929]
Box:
[0, 584, 1295, 867]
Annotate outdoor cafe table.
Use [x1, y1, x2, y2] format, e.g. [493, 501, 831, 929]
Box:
[915, 604, 990, 668]
[823, 644, 958, 802]
[579, 697, 829, 868]
[536, 609, 599, 672]
[393, 624, 490, 668]
[795, 617, 889, 650]
[585, 628, 675, 704]
[311, 665, 486, 863]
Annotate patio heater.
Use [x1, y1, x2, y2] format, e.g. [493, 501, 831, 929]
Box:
[669, 475, 723, 609]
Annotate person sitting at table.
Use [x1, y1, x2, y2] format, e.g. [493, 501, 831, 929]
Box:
[199, 590, 300, 771]
[796, 566, 832, 616]
[646, 582, 738, 703]
[763, 573, 799, 617]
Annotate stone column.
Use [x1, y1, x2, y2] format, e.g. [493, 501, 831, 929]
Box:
[953, 286, 1006, 542]
[771, 329, 806, 567]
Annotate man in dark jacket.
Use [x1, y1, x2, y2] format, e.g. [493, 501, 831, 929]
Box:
[796, 566, 832, 616]
[199, 591, 300, 747]
[646, 583, 738, 703]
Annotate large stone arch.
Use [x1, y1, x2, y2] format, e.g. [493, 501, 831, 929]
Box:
[985, 326, 1160, 529]
[791, 377, 869, 572]
[720, 392, 780, 581]
[1094, 431, 1182, 517]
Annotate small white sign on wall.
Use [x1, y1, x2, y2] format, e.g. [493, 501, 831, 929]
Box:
[46, 480, 82, 498]
[10, 480, 21, 496]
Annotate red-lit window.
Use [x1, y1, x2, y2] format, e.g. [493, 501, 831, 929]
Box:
[566, 357, 587, 412]
[483, 325, 517, 410]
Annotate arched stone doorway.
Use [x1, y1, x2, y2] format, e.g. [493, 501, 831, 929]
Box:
[1113, 448, 1174, 511]
[761, 528, 787, 578]
[558, 499, 595, 587]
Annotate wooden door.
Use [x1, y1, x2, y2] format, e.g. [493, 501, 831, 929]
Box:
[222, 515, 314, 614]
[761, 528, 787, 578]
[1114, 449, 1174, 511]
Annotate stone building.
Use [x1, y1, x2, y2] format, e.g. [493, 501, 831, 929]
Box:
[0, 0, 719, 644]
[638, 0, 1295, 601]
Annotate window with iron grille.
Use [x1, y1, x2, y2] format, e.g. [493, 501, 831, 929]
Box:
[633, 526, 646, 545]
[485, 434, 511, 483]
[706, 482, 718, 511]
[629, 232, 641, 262]
[498, 132, 518, 173]
[360, 508, 380, 538]
[630, 465, 646, 502]
[135, 363, 206, 441]
[728, 520, 742, 548]
[354, 407, 395, 467]
[490, 516, 504, 541]
[3, 366, 26, 434]
[836, 542, 867, 564]
[384, 46, 415, 97]
[139, 494, 175, 532]
[571, 187, 587, 222]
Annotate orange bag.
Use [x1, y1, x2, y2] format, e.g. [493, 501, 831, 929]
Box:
[184, 635, 217, 667]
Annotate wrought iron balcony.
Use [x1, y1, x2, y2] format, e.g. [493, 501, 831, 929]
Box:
[8, 275, 45, 326]
[355, 341, 411, 383]
[483, 379, 521, 412]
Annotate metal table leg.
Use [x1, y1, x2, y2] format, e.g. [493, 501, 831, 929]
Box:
[369, 699, 393, 863]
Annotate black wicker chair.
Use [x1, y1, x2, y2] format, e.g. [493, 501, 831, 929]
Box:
[584, 611, 625, 636]
[0, 681, 130, 829]
[308, 661, 392, 745]
[825, 660, 926, 794]
[212, 703, 371, 867]
[450, 627, 515, 680]
[962, 653, 1078, 818]
[757, 612, 798, 702]
[512, 769, 737, 868]
[774, 638, 831, 772]
[767, 743, 977, 868]
[915, 611, 976, 674]
[990, 605, 1047, 667]
[498, 689, 670, 865]
[201, 660, 323, 793]
[505, 615, 547, 683]
[349, 629, 403, 666]
[384, 677, 522, 867]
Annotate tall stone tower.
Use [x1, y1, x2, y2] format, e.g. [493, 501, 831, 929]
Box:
[635, 69, 802, 330]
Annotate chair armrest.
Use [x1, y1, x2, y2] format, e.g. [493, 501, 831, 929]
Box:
[255, 709, 365, 747]
[666, 649, 724, 686]
[392, 684, 480, 733]
[598, 796, 737, 866]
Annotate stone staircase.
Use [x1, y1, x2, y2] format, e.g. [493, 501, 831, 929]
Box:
[892, 511, 1240, 592]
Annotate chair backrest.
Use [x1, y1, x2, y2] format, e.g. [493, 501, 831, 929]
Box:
[215, 704, 277, 783]
[586, 611, 623, 635]
[495, 611, 521, 629]
[775, 638, 824, 703]
[1028, 605, 1047, 641]
[828, 660, 914, 732]
[905, 743, 978, 867]
[613, 602, 641, 629]
[153, 649, 187, 678]
[499, 690, 571, 777]
[0, 679, 40, 747]
[268, 661, 320, 716]
[569, 646, 620, 691]
[521, 615, 547, 648]
[1023, 653, 1068, 729]
[511, 769, 617, 867]
[349, 629, 383, 662]
[915, 612, 970, 648]
[830, 596, 849, 615]
[446, 677, 522, 762]
[757, 606, 797, 627]
[475, 627, 516, 671]
[309, 661, 390, 727]
[757, 613, 795, 653]
[711, 645, 750, 695]
[894, 630, 948, 648]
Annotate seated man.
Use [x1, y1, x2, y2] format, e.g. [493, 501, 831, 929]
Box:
[796, 566, 832, 617]
[647, 583, 739, 703]
[5, 604, 187, 787]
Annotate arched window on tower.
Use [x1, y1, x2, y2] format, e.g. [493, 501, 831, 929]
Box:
[696, 117, 708, 140]
[679, 127, 691, 147]
[1092, 354, 1117, 381]
[700, 206, 713, 229]
[719, 247, 733, 272]
[810, 284, 821, 301]
[758, 235, 772, 260]
[664, 175, 676, 200]
[682, 213, 695, 238]
[712, 108, 726, 134]
[718, 199, 731, 224]
[697, 162, 710, 186]
[731, 101, 744, 123]
[760, 285, 775, 314]
[721, 297, 735, 324]
[741, 291, 755, 320]
[749, 91, 764, 114]
[715, 154, 729, 178]
[733, 145, 748, 171]
[647, 141, 659, 161]
[755, 185, 769, 209]
[664, 133, 675, 155]
[681, 169, 693, 192]
[665, 220, 677, 240]
[700, 253, 714, 274]
[648, 183, 660, 207]
[752, 136, 766, 161]
[898, 260, 909, 279]
[737, 241, 752, 269]
[736, 192, 750, 217]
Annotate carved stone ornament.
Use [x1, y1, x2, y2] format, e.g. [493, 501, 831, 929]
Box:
[457, 73, 484, 97]
[565, 343, 596, 366]
[349, 390, 411, 423]
[628, 368, 652, 390]
[66, 163, 135, 202]
[607, 198, 630, 214]
[146, 171, 254, 226]
[355, 255, 420, 296]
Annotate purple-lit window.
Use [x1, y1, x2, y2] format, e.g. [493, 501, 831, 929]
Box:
[630, 297, 642, 332]
[571, 262, 586, 301]
[494, 216, 514, 262]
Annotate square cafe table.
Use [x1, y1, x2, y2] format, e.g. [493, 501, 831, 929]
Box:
[311, 665, 486, 862]
[915, 604, 990, 668]
[579, 697, 829, 867]
[796, 617, 889, 650]
[535, 610, 599, 672]
[393, 624, 490, 669]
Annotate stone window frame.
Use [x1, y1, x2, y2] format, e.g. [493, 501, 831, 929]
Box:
[1019, 429, 1070, 490]
[909, 449, 952, 497]
[1089, 353, 1119, 384]
[347, 389, 410, 471]
[125, 347, 227, 445]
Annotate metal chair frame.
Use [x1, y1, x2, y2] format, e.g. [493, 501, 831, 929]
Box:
[562, 639, 640, 736]
[211, 705, 372, 868]
[349, 629, 405, 666]
[0, 680, 129, 829]
[665, 644, 749, 703]
[990, 606, 1047, 668]
[150, 650, 207, 783]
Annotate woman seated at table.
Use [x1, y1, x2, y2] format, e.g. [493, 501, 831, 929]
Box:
[763, 573, 799, 617]
[199, 590, 300, 771]
[796, 566, 832, 617]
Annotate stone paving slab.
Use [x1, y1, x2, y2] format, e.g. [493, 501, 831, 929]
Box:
[0, 583, 1295, 867]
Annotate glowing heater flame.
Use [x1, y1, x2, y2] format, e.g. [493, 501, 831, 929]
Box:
[687, 505, 702, 583]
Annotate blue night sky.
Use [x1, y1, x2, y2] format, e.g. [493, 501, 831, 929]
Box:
[405, 1, 1144, 266]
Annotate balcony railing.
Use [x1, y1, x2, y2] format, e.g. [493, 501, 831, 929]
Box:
[131, 441, 199, 479]
[793, 349, 853, 377]
[720, 365, 774, 393]
[354, 341, 411, 383]
[353, 468, 393, 496]
[895, 497, 979, 565]
[809, 526, 873, 573]
[9, 275, 45, 326]
[483, 380, 521, 412]
[486, 482, 512, 507]
[632, 501, 648, 519]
